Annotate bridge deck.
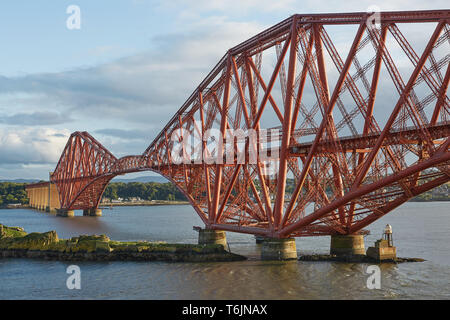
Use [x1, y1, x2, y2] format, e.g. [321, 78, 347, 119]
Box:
[289, 123, 449, 156]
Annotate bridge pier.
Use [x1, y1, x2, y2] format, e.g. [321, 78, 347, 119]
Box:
[198, 229, 228, 250]
[255, 235, 267, 244]
[330, 234, 365, 256]
[25, 180, 61, 213]
[261, 238, 297, 261]
[56, 209, 74, 217]
[366, 241, 397, 261]
[89, 208, 102, 216]
[83, 208, 102, 216]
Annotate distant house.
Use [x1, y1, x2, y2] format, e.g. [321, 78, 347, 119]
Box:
[128, 197, 142, 202]
[7, 203, 22, 208]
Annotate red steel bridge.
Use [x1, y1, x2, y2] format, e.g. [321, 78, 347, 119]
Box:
[49, 10, 449, 239]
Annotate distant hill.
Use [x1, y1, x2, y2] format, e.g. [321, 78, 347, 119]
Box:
[0, 176, 168, 184]
[0, 179, 40, 183]
[111, 175, 168, 183]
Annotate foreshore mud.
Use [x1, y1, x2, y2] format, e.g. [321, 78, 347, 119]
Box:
[0, 224, 246, 262]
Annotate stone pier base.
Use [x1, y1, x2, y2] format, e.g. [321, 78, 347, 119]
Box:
[90, 208, 102, 216]
[366, 239, 397, 261]
[261, 238, 297, 260]
[198, 229, 227, 249]
[56, 209, 74, 217]
[330, 234, 365, 256]
[255, 235, 267, 244]
[83, 209, 102, 216]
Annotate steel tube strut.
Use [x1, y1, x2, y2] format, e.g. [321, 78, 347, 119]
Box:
[45, 11, 449, 239]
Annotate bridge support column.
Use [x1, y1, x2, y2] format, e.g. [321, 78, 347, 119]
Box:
[255, 235, 267, 244]
[89, 208, 102, 216]
[83, 209, 102, 216]
[56, 209, 74, 217]
[366, 242, 397, 261]
[261, 238, 297, 260]
[198, 229, 227, 250]
[330, 235, 365, 256]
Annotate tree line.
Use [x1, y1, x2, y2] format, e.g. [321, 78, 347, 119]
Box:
[102, 182, 187, 202]
[0, 179, 448, 208]
[0, 183, 29, 206]
[0, 181, 187, 207]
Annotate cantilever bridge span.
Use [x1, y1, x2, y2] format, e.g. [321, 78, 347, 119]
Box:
[45, 10, 448, 239]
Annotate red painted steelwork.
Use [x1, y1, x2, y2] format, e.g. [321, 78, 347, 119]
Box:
[49, 10, 449, 238]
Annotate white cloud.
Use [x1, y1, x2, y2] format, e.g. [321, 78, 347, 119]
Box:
[157, 0, 295, 15]
[0, 2, 447, 179]
[0, 127, 70, 165]
[0, 17, 265, 128]
[0, 15, 265, 177]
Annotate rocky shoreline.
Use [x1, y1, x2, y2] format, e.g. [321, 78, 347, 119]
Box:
[298, 254, 425, 263]
[0, 224, 246, 262]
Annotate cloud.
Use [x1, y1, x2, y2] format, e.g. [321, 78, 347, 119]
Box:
[0, 1, 447, 179]
[157, 0, 295, 15]
[0, 18, 264, 130]
[0, 111, 71, 126]
[95, 128, 150, 140]
[0, 127, 69, 165]
[0, 15, 266, 176]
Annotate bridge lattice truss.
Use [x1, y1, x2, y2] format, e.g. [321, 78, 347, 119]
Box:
[51, 11, 450, 238]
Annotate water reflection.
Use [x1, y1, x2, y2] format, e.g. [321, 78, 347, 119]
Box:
[0, 202, 449, 299]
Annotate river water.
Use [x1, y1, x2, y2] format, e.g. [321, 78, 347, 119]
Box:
[0, 202, 449, 299]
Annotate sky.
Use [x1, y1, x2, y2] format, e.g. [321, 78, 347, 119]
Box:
[0, 0, 447, 180]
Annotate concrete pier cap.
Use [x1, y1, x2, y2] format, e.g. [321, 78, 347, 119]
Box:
[84, 208, 102, 216]
[56, 209, 74, 217]
[330, 234, 365, 256]
[196, 228, 228, 250]
[261, 238, 297, 261]
[90, 208, 102, 216]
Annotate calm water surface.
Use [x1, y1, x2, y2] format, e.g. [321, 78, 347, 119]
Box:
[0, 202, 449, 299]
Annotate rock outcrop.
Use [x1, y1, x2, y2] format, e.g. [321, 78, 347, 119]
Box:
[0, 224, 246, 262]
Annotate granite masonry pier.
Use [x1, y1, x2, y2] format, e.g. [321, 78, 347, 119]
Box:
[299, 230, 424, 264]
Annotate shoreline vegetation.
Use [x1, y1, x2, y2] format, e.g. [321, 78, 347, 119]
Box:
[0, 201, 190, 210]
[0, 180, 449, 210]
[99, 200, 189, 207]
[0, 180, 191, 209]
[0, 224, 245, 262]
